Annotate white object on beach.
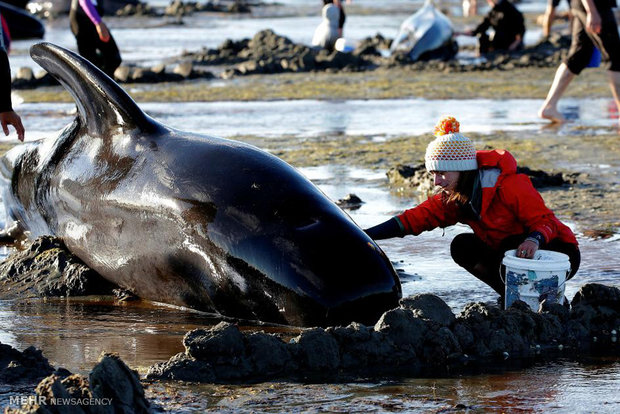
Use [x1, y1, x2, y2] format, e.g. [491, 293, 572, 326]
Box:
[312, 3, 339, 51]
[503, 249, 571, 311]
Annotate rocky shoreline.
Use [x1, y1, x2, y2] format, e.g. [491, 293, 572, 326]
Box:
[11, 29, 571, 89]
[2, 348, 152, 414]
[147, 285, 619, 383]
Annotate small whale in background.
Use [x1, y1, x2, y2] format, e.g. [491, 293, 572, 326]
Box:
[391, 0, 457, 62]
[0, 42, 401, 327]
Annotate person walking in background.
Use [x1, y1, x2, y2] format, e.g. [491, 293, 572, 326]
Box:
[364, 116, 580, 303]
[539, 0, 620, 124]
[470, 0, 525, 54]
[542, 0, 572, 40]
[70, 0, 122, 77]
[0, 12, 24, 142]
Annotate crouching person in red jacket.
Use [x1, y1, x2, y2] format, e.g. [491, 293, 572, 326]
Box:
[365, 116, 580, 301]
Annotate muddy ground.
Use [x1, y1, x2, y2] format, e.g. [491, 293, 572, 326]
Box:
[9, 66, 620, 237]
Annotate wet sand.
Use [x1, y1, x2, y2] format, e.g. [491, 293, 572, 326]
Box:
[16, 65, 615, 103]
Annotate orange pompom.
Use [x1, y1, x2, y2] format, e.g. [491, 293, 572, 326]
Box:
[433, 116, 460, 136]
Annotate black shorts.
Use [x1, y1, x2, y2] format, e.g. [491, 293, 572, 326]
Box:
[565, 7, 620, 74]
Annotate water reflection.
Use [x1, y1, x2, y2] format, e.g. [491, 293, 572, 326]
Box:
[5, 98, 617, 143]
[143, 359, 620, 413]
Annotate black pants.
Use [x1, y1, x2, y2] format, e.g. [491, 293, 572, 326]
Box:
[71, 17, 121, 77]
[450, 233, 580, 297]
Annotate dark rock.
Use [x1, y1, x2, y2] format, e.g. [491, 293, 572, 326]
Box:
[182, 322, 252, 380]
[89, 353, 150, 413]
[374, 308, 427, 356]
[386, 164, 433, 195]
[328, 323, 395, 369]
[0, 236, 117, 300]
[146, 352, 215, 382]
[227, 0, 251, 13]
[149, 283, 619, 382]
[516, 166, 578, 189]
[8, 353, 151, 414]
[540, 301, 570, 322]
[0, 343, 55, 384]
[571, 283, 620, 310]
[335, 193, 364, 210]
[246, 332, 294, 376]
[183, 322, 245, 360]
[400, 294, 456, 327]
[293, 328, 340, 372]
[422, 326, 461, 365]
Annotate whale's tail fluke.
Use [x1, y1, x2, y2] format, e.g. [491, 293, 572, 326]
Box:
[30, 42, 157, 137]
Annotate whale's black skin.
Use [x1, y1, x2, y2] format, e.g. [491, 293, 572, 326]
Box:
[0, 43, 401, 327]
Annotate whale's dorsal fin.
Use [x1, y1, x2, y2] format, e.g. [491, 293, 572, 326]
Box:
[30, 42, 157, 137]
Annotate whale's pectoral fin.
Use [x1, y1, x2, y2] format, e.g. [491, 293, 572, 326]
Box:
[29, 42, 159, 137]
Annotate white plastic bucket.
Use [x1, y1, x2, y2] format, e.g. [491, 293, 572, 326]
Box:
[502, 249, 571, 311]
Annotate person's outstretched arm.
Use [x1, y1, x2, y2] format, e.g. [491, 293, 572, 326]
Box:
[0, 48, 24, 142]
[364, 217, 405, 240]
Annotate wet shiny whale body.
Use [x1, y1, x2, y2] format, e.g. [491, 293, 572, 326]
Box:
[0, 43, 401, 327]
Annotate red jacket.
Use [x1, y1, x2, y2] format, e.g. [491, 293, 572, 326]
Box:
[397, 150, 578, 248]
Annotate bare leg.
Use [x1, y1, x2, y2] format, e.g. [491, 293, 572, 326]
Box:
[607, 70, 620, 124]
[538, 63, 576, 123]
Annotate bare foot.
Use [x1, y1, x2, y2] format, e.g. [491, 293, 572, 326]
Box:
[538, 106, 565, 123]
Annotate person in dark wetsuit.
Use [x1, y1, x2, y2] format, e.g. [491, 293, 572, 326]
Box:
[471, 0, 526, 54]
[0, 12, 24, 142]
[539, 0, 620, 124]
[70, 0, 122, 77]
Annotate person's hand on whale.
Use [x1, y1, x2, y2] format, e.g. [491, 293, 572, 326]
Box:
[1, 110, 24, 142]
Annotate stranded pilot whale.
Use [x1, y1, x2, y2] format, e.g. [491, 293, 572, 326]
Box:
[0, 42, 401, 327]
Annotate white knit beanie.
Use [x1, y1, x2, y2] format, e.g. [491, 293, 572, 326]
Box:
[424, 116, 478, 172]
